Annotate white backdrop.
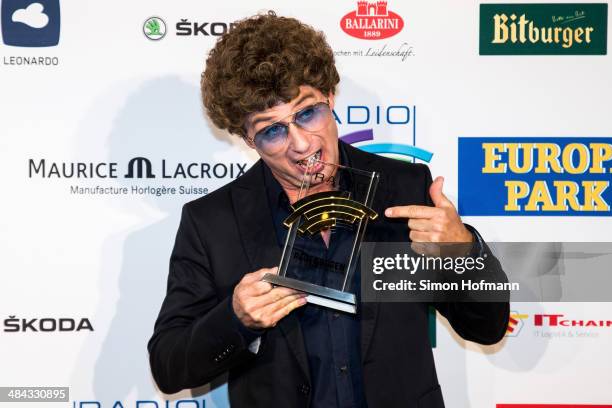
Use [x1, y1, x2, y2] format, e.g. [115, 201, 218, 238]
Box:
[1, 1, 611, 407]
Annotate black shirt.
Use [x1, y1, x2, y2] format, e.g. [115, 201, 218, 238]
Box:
[262, 144, 367, 408]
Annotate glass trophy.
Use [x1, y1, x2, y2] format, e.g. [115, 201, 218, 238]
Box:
[262, 156, 379, 313]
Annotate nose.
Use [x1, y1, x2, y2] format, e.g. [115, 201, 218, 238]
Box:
[286, 123, 311, 154]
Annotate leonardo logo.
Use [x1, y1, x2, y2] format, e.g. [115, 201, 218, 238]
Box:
[1, 0, 61, 47]
[341, 1, 404, 40]
[143, 16, 166, 41]
[480, 3, 608, 55]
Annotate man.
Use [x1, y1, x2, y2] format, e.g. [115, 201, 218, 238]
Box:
[148, 12, 509, 408]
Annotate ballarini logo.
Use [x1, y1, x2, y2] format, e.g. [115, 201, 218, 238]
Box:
[340, 1, 404, 40]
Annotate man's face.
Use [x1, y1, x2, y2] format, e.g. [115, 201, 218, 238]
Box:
[244, 85, 339, 193]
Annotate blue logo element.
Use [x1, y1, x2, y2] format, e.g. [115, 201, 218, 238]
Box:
[2, 0, 60, 47]
[340, 129, 433, 162]
[458, 137, 612, 216]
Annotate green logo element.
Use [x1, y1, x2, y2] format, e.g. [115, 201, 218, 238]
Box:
[480, 3, 607, 55]
[143, 17, 166, 41]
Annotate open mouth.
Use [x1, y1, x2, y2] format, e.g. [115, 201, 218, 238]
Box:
[296, 149, 322, 169]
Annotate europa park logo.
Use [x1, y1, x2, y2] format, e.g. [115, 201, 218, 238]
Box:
[340, 1, 404, 40]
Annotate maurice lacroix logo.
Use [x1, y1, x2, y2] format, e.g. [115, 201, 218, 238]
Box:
[27, 157, 249, 197]
[1, 0, 60, 47]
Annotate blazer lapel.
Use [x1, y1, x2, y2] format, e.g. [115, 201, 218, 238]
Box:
[230, 162, 280, 271]
[230, 160, 311, 379]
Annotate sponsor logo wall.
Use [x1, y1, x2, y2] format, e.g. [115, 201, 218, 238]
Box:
[1, 1, 611, 408]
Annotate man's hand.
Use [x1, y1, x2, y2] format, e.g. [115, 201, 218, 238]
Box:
[385, 176, 473, 243]
[232, 267, 307, 329]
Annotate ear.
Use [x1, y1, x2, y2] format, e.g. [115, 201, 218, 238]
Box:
[327, 92, 335, 110]
[243, 136, 256, 150]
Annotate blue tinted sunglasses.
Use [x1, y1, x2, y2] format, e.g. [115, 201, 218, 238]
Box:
[247, 100, 331, 152]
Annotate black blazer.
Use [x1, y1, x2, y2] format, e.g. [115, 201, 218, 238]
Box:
[148, 142, 509, 408]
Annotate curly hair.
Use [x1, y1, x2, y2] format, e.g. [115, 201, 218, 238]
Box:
[201, 11, 340, 137]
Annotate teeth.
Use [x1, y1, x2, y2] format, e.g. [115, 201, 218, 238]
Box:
[298, 150, 321, 166]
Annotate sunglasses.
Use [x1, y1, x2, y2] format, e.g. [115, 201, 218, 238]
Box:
[247, 100, 332, 152]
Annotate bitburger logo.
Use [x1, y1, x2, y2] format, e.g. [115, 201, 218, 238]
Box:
[340, 1, 404, 40]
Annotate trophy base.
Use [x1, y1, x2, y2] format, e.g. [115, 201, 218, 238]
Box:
[262, 273, 356, 314]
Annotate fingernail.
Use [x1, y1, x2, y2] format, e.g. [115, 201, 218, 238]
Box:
[385, 208, 392, 217]
[299, 297, 308, 305]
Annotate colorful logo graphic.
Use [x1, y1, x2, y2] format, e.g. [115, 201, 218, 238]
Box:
[506, 311, 528, 337]
[480, 3, 608, 55]
[340, 1, 404, 40]
[1, 0, 60, 47]
[340, 129, 432, 162]
[143, 16, 166, 40]
[458, 137, 612, 216]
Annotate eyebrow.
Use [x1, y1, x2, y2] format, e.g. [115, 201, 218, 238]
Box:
[250, 92, 316, 129]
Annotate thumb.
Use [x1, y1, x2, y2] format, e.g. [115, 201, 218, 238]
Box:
[261, 266, 279, 277]
[429, 176, 452, 208]
[248, 266, 278, 282]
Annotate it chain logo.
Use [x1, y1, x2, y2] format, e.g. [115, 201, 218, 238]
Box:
[505, 311, 612, 338]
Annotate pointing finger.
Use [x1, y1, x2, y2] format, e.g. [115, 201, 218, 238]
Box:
[385, 205, 441, 219]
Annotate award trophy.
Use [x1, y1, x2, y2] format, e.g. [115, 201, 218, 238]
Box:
[262, 156, 379, 313]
